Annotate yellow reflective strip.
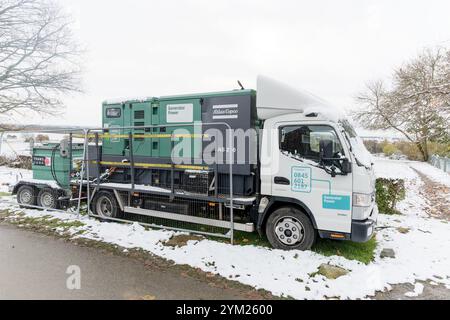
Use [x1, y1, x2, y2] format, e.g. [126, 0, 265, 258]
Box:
[73, 134, 96, 138]
[102, 134, 207, 139]
[94, 161, 207, 171]
[132, 134, 171, 138]
[170, 134, 206, 138]
[102, 134, 127, 138]
[174, 165, 209, 170]
[76, 133, 208, 139]
[97, 161, 126, 166]
[135, 163, 172, 169]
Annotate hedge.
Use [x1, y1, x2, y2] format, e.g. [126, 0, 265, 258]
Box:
[375, 178, 406, 215]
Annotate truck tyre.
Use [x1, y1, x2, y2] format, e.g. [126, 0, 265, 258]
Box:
[37, 188, 59, 209]
[265, 207, 316, 250]
[92, 191, 123, 219]
[17, 185, 36, 207]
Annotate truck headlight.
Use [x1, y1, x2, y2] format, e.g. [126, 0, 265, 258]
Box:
[353, 193, 372, 207]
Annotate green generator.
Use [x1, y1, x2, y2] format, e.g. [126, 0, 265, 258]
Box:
[99, 90, 258, 196]
[32, 142, 85, 189]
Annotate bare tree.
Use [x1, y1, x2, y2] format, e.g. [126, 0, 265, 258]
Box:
[0, 0, 82, 121]
[354, 47, 450, 161]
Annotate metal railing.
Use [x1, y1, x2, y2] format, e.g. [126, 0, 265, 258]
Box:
[84, 122, 237, 243]
[0, 124, 241, 244]
[429, 154, 450, 174]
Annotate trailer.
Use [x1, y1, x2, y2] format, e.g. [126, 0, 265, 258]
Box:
[12, 76, 378, 250]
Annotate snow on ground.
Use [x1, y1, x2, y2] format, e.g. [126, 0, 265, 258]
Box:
[0, 140, 31, 158]
[408, 161, 450, 188]
[0, 159, 449, 299]
[373, 157, 429, 217]
[373, 158, 418, 180]
[404, 282, 425, 297]
[0, 166, 31, 193]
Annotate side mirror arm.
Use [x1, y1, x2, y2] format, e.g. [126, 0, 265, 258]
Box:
[319, 157, 351, 177]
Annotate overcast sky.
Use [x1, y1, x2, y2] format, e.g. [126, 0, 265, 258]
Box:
[37, 0, 450, 130]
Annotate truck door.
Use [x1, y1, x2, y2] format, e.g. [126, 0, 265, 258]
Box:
[272, 122, 353, 234]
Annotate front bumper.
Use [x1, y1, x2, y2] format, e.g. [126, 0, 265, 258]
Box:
[351, 204, 378, 242]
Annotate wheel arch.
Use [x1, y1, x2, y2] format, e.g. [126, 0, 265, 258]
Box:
[257, 196, 318, 235]
[13, 182, 39, 195]
[13, 181, 61, 195]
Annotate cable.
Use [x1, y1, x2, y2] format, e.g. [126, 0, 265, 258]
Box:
[50, 144, 64, 189]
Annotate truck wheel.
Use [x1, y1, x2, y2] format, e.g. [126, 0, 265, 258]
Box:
[92, 191, 123, 219]
[37, 188, 59, 209]
[265, 207, 316, 250]
[17, 185, 36, 207]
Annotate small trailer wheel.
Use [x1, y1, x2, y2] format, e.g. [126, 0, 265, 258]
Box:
[17, 185, 37, 207]
[265, 207, 316, 251]
[37, 188, 59, 209]
[92, 191, 123, 219]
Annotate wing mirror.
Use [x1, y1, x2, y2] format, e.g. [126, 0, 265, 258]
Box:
[341, 158, 352, 174]
[319, 139, 352, 176]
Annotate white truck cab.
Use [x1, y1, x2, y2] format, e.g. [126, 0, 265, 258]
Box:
[256, 76, 378, 250]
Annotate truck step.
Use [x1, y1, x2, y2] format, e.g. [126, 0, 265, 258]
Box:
[123, 206, 254, 232]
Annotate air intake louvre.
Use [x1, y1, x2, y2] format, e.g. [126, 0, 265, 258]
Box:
[134, 121, 145, 141]
[134, 110, 145, 119]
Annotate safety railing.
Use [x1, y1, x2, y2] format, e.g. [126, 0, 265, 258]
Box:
[429, 154, 450, 174]
[84, 122, 237, 243]
[0, 123, 242, 244]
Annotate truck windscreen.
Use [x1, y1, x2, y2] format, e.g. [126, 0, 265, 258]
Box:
[339, 119, 373, 168]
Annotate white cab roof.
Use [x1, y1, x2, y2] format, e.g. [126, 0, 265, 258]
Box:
[256, 75, 338, 120]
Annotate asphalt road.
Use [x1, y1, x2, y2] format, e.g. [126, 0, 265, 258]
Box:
[0, 223, 254, 300]
[2, 222, 446, 300]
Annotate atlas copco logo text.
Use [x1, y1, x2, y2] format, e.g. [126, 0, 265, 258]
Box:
[212, 104, 239, 119]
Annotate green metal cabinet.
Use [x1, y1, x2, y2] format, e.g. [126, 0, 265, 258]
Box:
[102, 97, 202, 160]
[102, 103, 127, 156]
[131, 101, 152, 157]
[158, 98, 202, 159]
[32, 143, 84, 189]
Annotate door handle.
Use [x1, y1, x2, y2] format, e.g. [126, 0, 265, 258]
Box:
[274, 176, 290, 185]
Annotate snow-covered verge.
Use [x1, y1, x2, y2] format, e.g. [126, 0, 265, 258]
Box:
[0, 166, 31, 193]
[408, 161, 450, 188]
[0, 160, 449, 300]
[0, 139, 31, 158]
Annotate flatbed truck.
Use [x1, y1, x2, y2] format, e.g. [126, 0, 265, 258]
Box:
[12, 76, 378, 250]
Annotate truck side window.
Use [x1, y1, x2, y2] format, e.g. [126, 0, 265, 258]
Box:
[279, 125, 344, 162]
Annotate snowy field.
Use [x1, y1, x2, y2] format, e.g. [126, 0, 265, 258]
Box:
[0, 136, 77, 158]
[0, 166, 31, 193]
[0, 158, 449, 299]
[0, 140, 31, 158]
